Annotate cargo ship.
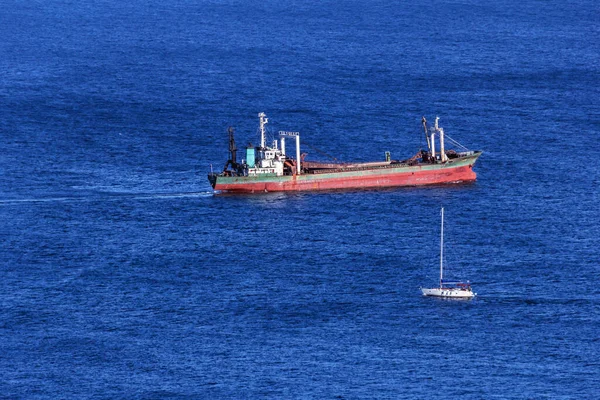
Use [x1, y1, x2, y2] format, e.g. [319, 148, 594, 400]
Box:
[208, 113, 481, 193]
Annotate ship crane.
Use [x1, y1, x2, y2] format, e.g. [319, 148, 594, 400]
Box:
[421, 116, 449, 163]
[422, 116, 431, 153]
[223, 126, 239, 172]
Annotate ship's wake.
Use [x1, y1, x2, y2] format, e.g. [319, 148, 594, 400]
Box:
[0, 191, 214, 205]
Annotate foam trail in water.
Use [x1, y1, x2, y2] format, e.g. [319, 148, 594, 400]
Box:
[0, 191, 214, 205]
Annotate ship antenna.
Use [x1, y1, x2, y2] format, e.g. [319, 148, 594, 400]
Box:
[258, 112, 268, 149]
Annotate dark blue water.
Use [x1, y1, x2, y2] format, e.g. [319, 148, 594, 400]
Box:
[1, 0, 599, 398]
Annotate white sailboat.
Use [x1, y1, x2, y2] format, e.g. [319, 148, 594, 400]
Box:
[421, 207, 476, 298]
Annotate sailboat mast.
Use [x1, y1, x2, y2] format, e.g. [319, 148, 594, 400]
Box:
[440, 207, 444, 288]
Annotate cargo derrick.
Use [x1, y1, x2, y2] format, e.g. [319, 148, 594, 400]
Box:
[222, 127, 242, 176]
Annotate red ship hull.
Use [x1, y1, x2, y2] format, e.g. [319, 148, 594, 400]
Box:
[210, 152, 480, 193]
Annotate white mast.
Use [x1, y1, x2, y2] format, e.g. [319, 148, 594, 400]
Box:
[432, 116, 440, 162]
[436, 117, 447, 162]
[295, 134, 301, 175]
[440, 207, 444, 288]
[439, 127, 447, 162]
[258, 112, 268, 149]
[430, 129, 436, 162]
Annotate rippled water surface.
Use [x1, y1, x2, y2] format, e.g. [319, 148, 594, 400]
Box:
[1, 0, 599, 398]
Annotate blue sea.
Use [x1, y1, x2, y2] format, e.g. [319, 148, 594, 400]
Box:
[1, 0, 599, 398]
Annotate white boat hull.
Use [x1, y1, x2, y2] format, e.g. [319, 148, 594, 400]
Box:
[421, 287, 476, 298]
